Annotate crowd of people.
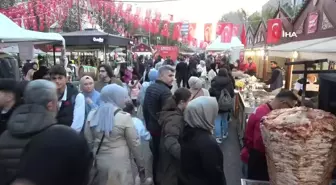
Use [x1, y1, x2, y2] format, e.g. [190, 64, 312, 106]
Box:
[0, 53, 239, 185]
[0, 52, 300, 185]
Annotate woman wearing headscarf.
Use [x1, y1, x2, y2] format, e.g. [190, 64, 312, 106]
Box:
[188, 77, 210, 100]
[179, 97, 226, 185]
[80, 76, 100, 115]
[208, 63, 217, 82]
[89, 84, 145, 185]
[156, 88, 192, 185]
[209, 68, 234, 144]
[137, 69, 159, 120]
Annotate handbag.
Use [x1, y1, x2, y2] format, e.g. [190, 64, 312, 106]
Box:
[87, 108, 121, 185]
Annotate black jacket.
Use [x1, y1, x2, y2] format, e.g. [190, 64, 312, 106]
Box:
[0, 106, 16, 136]
[209, 76, 234, 100]
[143, 80, 172, 135]
[176, 62, 188, 78]
[56, 83, 79, 127]
[157, 98, 184, 185]
[179, 126, 226, 185]
[0, 104, 56, 185]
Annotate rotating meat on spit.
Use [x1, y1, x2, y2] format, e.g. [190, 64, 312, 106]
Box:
[261, 107, 336, 185]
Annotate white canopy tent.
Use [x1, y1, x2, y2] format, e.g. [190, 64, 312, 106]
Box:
[206, 36, 244, 51]
[0, 46, 45, 55]
[268, 37, 336, 59]
[0, 13, 65, 45]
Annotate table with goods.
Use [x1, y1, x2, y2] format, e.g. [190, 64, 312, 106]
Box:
[233, 72, 275, 146]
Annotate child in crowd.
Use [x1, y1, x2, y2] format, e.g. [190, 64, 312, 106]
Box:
[124, 101, 151, 142]
[123, 102, 152, 185]
[128, 75, 142, 107]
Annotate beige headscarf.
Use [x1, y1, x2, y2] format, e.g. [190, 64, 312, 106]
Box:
[80, 75, 94, 91]
[188, 76, 204, 99]
[184, 96, 218, 132]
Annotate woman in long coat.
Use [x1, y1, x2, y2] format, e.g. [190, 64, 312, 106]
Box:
[89, 84, 145, 185]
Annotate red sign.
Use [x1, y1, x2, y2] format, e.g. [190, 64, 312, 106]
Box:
[132, 43, 152, 52]
[266, 19, 282, 44]
[307, 11, 318, 34]
[154, 45, 179, 61]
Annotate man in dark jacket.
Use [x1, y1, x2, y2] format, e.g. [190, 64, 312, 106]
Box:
[0, 79, 27, 135]
[0, 80, 92, 185]
[49, 65, 85, 132]
[143, 65, 174, 185]
[175, 57, 188, 88]
[32, 60, 49, 80]
[265, 61, 283, 91]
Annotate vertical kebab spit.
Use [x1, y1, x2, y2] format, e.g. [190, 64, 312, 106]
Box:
[261, 107, 336, 185]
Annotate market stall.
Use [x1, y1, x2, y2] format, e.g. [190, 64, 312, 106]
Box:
[233, 72, 275, 146]
[240, 60, 336, 185]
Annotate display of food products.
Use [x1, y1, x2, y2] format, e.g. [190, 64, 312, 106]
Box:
[261, 107, 336, 185]
[236, 80, 245, 88]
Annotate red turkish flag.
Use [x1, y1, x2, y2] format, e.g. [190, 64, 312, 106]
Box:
[133, 15, 140, 28]
[233, 24, 239, 36]
[188, 23, 196, 42]
[172, 22, 182, 40]
[143, 17, 151, 31]
[126, 4, 132, 12]
[117, 2, 123, 16]
[216, 22, 224, 35]
[136, 7, 141, 15]
[267, 19, 282, 44]
[145, 9, 152, 18]
[240, 24, 247, 47]
[221, 23, 233, 43]
[161, 20, 170, 37]
[151, 19, 160, 34]
[204, 23, 212, 43]
[155, 11, 161, 21]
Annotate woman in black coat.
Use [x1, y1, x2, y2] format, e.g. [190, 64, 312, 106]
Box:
[179, 97, 226, 185]
[209, 68, 234, 143]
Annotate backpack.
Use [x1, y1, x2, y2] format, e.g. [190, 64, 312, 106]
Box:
[217, 89, 233, 112]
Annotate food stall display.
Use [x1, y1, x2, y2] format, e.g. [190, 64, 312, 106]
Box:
[234, 75, 275, 146]
[261, 107, 336, 185]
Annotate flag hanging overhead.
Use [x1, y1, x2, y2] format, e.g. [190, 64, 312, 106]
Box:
[221, 23, 233, 43]
[204, 23, 212, 43]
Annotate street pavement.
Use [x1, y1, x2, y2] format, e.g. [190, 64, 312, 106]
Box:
[221, 119, 243, 185]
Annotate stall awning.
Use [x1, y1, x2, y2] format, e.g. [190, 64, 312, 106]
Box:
[206, 36, 243, 51]
[269, 37, 334, 52]
[269, 36, 336, 60]
[0, 13, 64, 45]
[299, 37, 336, 53]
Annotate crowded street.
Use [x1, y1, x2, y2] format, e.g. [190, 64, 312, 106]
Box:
[2, 0, 336, 185]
